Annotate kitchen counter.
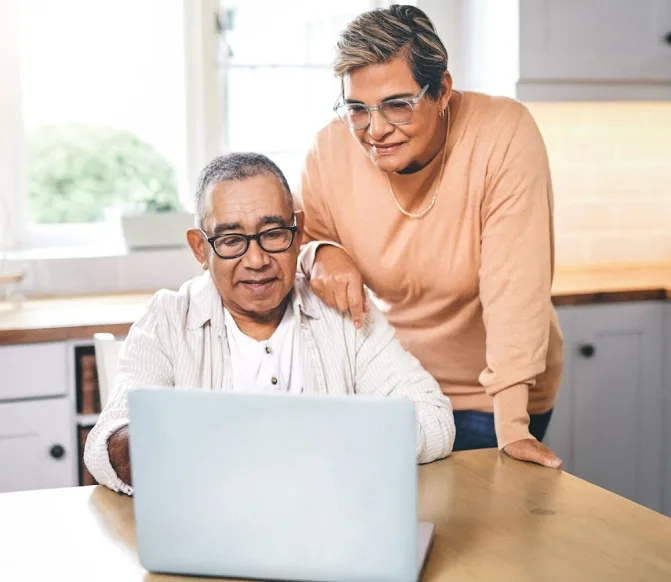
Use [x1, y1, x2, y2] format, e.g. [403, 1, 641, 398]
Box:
[552, 262, 671, 306]
[1, 449, 670, 582]
[1, 263, 671, 345]
[0, 292, 152, 345]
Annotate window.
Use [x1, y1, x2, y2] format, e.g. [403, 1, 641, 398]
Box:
[217, 0, 382, 190]
[0, 0, 384, 252]
[0, 0, 193, 250]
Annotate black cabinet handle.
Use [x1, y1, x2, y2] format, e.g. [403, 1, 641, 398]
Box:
[49, 444, 65, 459]
[665, 31, 671, 45]
[579, 344, 595, 358]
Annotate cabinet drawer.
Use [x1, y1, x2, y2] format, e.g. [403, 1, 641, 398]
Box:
[0, 398, 77, 493]
[0, 342, 68, 400]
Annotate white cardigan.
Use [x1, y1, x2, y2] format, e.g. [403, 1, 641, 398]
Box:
[84, 272, 456, 495]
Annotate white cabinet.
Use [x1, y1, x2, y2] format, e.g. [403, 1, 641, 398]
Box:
[546, 302, 666, 513]
[0, 340, 78, 493]
[665, 304, 671, 517]
[543, 308, 573, 469]
[0, 342, 68, 400]
[0, 398, 77, 493]
[518, 0, 671, 101]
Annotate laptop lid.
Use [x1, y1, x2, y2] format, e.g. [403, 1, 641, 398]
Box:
[129, 389, 419, 582]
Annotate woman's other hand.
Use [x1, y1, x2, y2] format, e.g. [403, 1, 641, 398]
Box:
[503, 438, 563, 469]
[310, 245, 367, 329]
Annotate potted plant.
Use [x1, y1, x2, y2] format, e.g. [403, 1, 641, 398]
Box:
[119, 192, 194, 251]
[27, 123, 194, 249]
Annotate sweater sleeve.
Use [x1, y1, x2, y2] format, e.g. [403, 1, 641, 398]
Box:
[478, 101, 555, 449]
[296, 141, 345, 277]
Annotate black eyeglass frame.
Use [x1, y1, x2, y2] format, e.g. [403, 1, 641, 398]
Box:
[201, 214, 298, 260]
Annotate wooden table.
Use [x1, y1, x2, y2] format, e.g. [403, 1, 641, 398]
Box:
[1, 450, 670, 582]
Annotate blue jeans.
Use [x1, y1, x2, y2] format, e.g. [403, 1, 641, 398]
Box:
[452, 409, 553, 451]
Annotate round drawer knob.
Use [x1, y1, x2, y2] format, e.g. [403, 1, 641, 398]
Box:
[49, 444, 65, 459]
[579, 344, 596, 358]
[664, 31, 671, 45]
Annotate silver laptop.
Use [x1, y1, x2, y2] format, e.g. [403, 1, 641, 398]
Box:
[129, 389, 434, 582]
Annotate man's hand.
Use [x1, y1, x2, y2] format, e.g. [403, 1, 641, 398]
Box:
[108, 425, 132, 486]
[310, 245, 367, 329]
[503, 438, 563, 469]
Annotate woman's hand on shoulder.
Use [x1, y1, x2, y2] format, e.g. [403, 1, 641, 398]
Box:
[503, 439, 563, 469]
[310, 245, 367, 329]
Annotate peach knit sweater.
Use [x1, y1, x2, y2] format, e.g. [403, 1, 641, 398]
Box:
[298, 91, 563, 448]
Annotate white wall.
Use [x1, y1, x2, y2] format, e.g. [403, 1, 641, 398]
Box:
[0, 0, 26, 251]
[416, 0, 464, 86]
[16, 248, 200, 296]
[418, 0, 519, 97]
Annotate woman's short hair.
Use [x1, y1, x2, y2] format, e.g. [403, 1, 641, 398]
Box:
[334, 4, 448, 100]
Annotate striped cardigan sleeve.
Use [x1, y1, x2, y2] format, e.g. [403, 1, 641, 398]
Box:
[353, 302, 456, 463]
[84, 292, 175, 495]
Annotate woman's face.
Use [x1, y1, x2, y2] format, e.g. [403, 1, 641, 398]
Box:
[343, 57, 451, 173]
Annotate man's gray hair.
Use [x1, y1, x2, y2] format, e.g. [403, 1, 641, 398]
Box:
[195, 153, 294, 227]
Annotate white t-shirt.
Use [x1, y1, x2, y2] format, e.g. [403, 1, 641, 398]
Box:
[223, 301, 302, 394]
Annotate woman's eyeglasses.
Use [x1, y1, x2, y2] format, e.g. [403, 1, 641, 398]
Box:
[333, 84, 429, 130]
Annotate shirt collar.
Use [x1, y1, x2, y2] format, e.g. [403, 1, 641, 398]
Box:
[185, 272, 320, 333]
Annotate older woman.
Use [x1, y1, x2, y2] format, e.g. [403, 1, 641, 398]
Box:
[298, 5, 563, 467]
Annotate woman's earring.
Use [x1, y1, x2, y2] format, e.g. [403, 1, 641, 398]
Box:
[439, 109, 445, 119]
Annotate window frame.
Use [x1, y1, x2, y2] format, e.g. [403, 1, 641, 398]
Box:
[216, 0, 393, 190]
[0, 0, 222, 253]
[1, 0, 396, 255]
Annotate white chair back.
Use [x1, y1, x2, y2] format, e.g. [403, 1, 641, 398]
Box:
[93, 333, 123, 408]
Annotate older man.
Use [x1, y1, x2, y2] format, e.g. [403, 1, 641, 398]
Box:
[84, 153, 455, 495]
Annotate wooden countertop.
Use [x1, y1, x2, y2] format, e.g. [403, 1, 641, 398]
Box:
[1, 263, 671, 345]
[1, 450, 670, 582]
[552, 262, 671, 306]
[0, 292, 153, 345]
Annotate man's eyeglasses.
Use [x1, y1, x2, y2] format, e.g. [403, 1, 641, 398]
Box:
[333, 84, 429, 130]
[201, 215, 298, 260]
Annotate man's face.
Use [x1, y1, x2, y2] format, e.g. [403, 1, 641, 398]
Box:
[188, 174, 303, 321]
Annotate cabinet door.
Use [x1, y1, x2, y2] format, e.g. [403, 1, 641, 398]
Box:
[0, 398, 77, 493]
[543, 307, 574, 473]
[520, 0, 671, 83]
[665, 304, 671, 517]
[569, 302, 665, 512]
[0, 342, 68, 400]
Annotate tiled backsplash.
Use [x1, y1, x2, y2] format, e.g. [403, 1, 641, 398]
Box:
[527, 102, 671, 265]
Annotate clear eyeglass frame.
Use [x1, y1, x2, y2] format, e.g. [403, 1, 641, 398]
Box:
[333, 84, 430, 129]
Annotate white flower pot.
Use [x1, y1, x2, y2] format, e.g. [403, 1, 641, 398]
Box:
[121, 211, 195, 250]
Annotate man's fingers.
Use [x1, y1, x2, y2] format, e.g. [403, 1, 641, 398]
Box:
[346, 280, 366, 329]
